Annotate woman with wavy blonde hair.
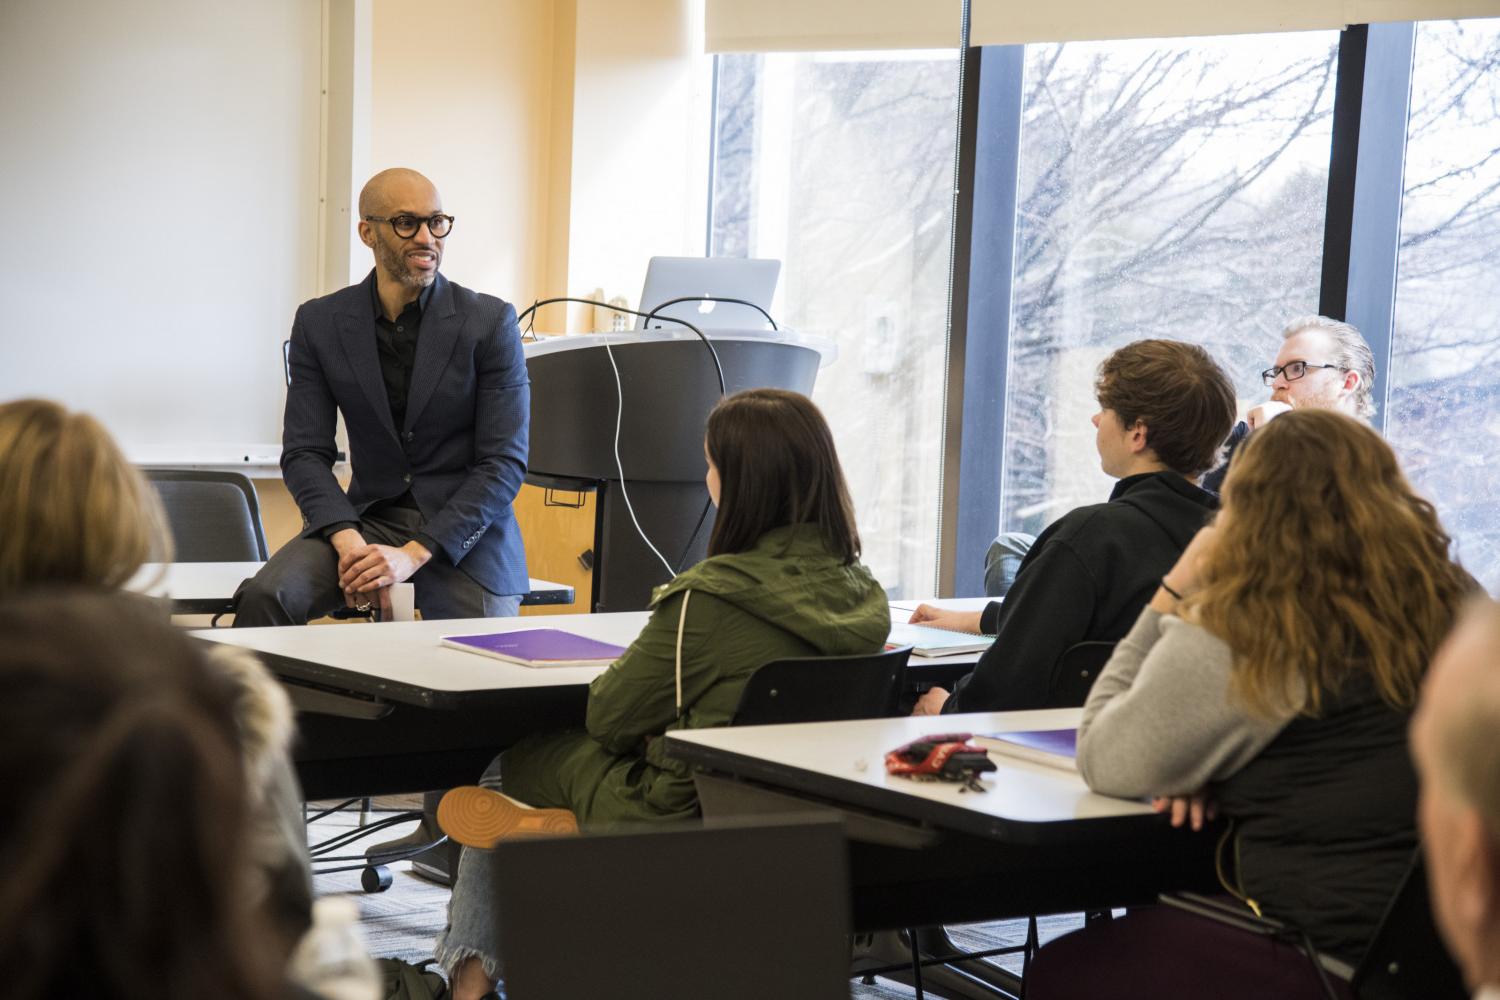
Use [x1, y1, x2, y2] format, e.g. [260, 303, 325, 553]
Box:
[1030, 409, 1474, 998]
[0, 398, 171, 595]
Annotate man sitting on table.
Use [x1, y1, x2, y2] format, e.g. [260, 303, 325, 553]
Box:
[1411, 598, 1500, 999]
[912, 339, 1235, 715]
[1202, 314, 1375, 493]
[234, 168, 530, 625]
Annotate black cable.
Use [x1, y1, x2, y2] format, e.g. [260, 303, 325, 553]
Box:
[305, 798, 364, 824]
[640, 295, 777, 331]
[514, 295, 728, 580]
[1294, 928, 1344, 1000]
[308, 813, 421, 856]
[514, 295, 726, 395]
[674, 496, 715, 569]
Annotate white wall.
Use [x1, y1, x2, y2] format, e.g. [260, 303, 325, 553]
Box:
[0, 0, 322, 450]
[0, 0, 714, 451]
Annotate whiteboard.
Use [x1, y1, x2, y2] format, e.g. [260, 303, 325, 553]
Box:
[0, 0, 322, 453]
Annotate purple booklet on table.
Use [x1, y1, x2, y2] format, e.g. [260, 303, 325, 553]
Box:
[972, 729, 1078, 772]
[440, 629, 627, 668]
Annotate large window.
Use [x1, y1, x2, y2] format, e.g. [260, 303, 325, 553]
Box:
[1388, 19, 1500, 592]
[1000, 33, 1339, 535]
[710, 51, 960, 597]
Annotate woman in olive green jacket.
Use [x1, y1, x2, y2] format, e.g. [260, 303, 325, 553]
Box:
[436, 388, 890, 997]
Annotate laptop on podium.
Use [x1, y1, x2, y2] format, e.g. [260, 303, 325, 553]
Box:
[634, 255, 781, 330]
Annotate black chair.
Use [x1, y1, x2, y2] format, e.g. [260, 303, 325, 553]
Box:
[491, 816, 852, 1000]
[731, 645, 912, 725]
[1351, 852, 1466, 1000]
[1046, 640, 1116, 707]
[1063, 850, 1465, 1000]
[143, 468, 269, 562]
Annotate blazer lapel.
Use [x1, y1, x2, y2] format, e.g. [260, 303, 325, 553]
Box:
[404, 274, 462, 432]
[336, 273, 399, 442]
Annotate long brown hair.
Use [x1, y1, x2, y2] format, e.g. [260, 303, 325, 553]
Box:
[705, 388, 860, 563]
[0, 399, 171, 595]
[0, 591, 282, 1000]
[1183, 409, 1471, 717]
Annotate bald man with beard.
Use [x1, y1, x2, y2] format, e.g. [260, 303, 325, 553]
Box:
[235, 168, 530, 625]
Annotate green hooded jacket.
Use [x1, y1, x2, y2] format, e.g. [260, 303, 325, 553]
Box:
[499, 524, 891, 826]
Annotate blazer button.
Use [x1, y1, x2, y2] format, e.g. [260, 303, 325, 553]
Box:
[404, 431, 414, 442]
[403, 473, 412, 484]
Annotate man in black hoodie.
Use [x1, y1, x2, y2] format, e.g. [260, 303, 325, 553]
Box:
[913, 339, 1237, 714]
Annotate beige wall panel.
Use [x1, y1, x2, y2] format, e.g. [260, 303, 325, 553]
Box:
[565, 0, 712, 319]
[370, 0, 558, 304]
[706, 0, 1500, 51]
[513, 483, 594, 616]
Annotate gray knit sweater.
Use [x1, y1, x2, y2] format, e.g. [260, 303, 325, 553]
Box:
[1077, 607, 1297, 797]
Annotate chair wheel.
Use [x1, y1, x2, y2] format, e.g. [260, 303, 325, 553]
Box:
[360, 865, 393, 893]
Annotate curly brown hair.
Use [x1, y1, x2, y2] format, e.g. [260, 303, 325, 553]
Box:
[1095, 340, 1237, 477]
[1182, 409, 1472, 717]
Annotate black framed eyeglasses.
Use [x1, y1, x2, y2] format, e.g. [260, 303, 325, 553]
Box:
[363, 213, 454, 239]
[1260, 360, 1344, 386]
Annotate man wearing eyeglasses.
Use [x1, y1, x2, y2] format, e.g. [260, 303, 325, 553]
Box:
[1252, 315, 1375, 426]
[234, 167, 530, 625]
[1201, 315, 1376, 495]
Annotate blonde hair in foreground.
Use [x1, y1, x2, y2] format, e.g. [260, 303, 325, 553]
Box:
[0, 399, 171, 596]
[1182, 409, 1470, 718]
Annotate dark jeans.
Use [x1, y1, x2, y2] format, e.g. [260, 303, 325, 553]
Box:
[232, 505, 521, 625]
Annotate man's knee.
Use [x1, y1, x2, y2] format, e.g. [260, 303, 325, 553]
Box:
[232, 540, 340, 627]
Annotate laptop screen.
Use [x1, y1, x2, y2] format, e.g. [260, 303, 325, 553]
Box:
[634, 256, 781, 331]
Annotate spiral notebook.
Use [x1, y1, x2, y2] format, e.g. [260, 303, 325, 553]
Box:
[441, 629, 626, 668]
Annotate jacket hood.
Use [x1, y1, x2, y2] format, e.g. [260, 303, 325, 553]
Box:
[1110, 471, 1219, 551]
[652, 524, 890, 655]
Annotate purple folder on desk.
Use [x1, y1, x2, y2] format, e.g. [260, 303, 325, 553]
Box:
[973, 729, 1078, 771]
[440, 629, 627, 668]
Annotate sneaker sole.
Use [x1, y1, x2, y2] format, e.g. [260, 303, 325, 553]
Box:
[436, 786, 579, 848]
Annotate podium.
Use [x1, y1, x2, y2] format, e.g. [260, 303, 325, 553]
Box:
[524, 328, 836, 612]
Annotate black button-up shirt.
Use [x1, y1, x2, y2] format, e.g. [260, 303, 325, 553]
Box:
[373, 281, 431, 433]
[321, 281, 439, 555]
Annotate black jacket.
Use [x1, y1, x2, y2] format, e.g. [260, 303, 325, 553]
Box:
[281, 271, 531, 594]
[1215, 675, 1417, 963]
[944, 471, 1218, 713]
[1201, 420, 1250, 495]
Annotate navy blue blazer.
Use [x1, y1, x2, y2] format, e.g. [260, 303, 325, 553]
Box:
[280, 271, 531, 596]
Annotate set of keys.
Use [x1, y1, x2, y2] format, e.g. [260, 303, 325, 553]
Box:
[884, 732, 996, 793]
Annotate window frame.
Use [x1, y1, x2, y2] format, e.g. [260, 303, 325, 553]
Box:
[939, 23, 1419, 594]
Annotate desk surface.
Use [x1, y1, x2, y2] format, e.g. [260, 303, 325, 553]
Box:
[132, 563, 575, 611]
[193, 613, 646, 707]
[889, 596, 996, 615]
[665, 708, 1149, 843]
[193, 597, 983, 715]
